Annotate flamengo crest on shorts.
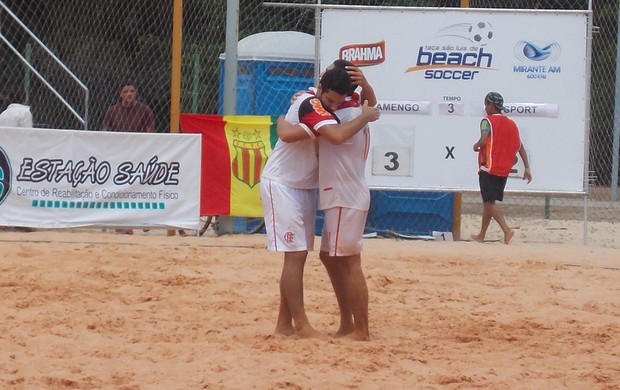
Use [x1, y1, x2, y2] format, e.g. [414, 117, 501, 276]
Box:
[283, 231, 295, 244]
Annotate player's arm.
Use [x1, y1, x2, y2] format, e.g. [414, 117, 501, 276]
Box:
[473, 118, 490, 151]
[518, 143, 532, 183]
[347, 66, 377, 107]
[319, 100, 380, 145]
[276, 115, 314, 143]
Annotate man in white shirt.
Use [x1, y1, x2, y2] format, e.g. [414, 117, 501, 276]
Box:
[261, 67, 379, 338]
[0, 87, 35, 233]
[0, 88, 33, 128]
[276, 61, 378, 341]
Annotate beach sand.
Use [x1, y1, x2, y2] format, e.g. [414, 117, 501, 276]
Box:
[0, 218, 618, 389]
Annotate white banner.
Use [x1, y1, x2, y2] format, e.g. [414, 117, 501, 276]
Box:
[0, 127, 201, 229]
[321, 8, 590, 193]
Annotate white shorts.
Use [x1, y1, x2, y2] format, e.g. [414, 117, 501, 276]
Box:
[261, 178, 316, 252]
[320, 207, 368, 257]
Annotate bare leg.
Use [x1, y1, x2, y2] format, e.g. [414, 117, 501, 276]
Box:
[472, 201, 494, 242]
[472, 201, 514, 244]
[341, 254, 370, 341]
[487, 202, 514, 244]
[275, 251, 321, 338]
[320, 251, 354, 337]
[275, 291, 293, 336]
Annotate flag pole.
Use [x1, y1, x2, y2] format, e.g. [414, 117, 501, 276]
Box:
[170, 0, 183, 134]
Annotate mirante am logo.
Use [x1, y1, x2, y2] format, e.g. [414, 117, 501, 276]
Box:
[0, 146, 11, 206]
[514, 40, 561, 62]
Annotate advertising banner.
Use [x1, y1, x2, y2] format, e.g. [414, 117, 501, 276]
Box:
[321, 8, 590, 193]
[0, 127, 201, 229]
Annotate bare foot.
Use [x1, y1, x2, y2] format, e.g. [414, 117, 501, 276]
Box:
[504, 229, 515, 245]
[295, 325, 324, 339]
[275, 324, 295, 337]
[345, 330, 370, 341]
[471, 234, 484, 243]
[333, 324, 355, 338]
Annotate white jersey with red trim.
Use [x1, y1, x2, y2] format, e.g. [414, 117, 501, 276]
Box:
[261, 92, 339, 189]
[318, 94, 371, 211]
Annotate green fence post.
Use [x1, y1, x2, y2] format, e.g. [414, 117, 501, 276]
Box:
[191, 50, 200, 113]
[23, 43, 32, 102]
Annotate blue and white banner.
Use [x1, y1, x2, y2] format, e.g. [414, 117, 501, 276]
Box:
[0, 127, 201, 229]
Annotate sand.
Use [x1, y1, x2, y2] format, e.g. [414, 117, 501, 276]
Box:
[0, 218, 619, 389]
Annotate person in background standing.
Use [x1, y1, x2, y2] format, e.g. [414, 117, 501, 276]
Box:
[102, 81, 154, 133]
[0, 86, 35, 232]
[102, 81, 155, 235]
[0, 87, 33, 128]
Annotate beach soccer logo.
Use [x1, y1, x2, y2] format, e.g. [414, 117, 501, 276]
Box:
[0, 146, 12, 206]
[433, 21, 494, 46]
[407, 21, 496, 80]
[514, 40, 561, 62]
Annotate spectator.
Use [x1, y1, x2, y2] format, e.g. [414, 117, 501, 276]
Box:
[102, 81, 154, 133]
[0, 86, 33, 128]
[0, 86, 35, 232]
[102, 81, 155, 235]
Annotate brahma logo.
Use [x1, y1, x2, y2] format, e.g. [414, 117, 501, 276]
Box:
[0, 146, 12, 206]
[339, 40, 385, 66]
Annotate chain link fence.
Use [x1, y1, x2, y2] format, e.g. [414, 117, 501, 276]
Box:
[1, 0, 618, 246]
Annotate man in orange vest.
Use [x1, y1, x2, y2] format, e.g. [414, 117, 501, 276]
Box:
[472, 92, 532, 245]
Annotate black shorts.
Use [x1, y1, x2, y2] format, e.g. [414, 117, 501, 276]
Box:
[478, 170, 507, 202]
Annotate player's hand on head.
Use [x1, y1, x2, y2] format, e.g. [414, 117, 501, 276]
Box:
[346, 65, 367, 87]
[362, 100, 380, 122]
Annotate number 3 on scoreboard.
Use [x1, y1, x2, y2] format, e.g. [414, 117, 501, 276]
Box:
[438, 102, 464, 115]
[371, 146, 411, 176]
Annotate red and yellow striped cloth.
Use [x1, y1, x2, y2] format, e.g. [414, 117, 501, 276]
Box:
[180, 114, 278, 217]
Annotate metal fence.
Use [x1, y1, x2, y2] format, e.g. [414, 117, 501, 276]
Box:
[0, 0, 618, 247]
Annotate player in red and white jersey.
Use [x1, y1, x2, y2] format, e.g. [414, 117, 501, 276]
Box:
[277, 61, 379, 341]
[318, 94, 370, 212]
[261, 92, 324, 190]
[261, 67, 380, 339]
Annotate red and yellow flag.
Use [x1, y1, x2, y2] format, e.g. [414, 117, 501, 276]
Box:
[180, 114, 278, 217]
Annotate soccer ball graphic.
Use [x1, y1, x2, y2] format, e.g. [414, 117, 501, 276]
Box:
[469, 22, 493, 45]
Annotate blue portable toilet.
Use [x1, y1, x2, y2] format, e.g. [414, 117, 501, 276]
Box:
[219, 31, 315, 116]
